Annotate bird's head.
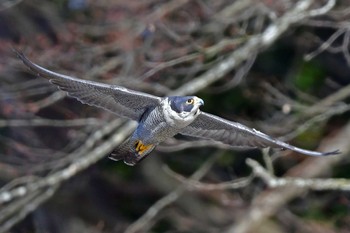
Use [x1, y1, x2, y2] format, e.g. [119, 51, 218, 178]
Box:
[167, 96, 204, 121]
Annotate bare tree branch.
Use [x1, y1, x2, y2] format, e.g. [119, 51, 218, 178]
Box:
[163, 164, 252, 191]
[247, 158, 350, 191]
[171, 0, 330, 96]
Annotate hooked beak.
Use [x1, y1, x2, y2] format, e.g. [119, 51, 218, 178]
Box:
[194, 97, 204, 106]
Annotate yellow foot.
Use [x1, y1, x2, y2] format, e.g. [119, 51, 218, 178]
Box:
[134, 140, 153, 156]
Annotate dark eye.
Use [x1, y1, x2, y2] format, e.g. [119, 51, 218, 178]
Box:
[186, 98, 194, 104]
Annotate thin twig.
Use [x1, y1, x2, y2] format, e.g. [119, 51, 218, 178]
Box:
[163, 164, 253, 191]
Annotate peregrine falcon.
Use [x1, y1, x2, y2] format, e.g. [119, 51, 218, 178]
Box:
[14, 50, 340, 166]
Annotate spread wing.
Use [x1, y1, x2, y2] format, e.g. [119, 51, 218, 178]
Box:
[181, 112, 339, 156]
[14, 49, 162, 121]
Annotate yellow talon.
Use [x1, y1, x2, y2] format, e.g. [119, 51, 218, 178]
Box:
[135, 140, 153, 155]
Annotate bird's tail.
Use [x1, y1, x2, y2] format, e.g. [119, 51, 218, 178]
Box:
[109, 137, 156, 166]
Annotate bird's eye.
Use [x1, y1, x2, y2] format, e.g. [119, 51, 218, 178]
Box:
[186, 98, 194, 104]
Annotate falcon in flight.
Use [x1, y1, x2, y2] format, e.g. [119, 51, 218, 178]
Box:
[14, 50, 339, 165]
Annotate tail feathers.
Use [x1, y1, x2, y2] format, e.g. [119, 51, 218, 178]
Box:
[109, 139, 156, 166]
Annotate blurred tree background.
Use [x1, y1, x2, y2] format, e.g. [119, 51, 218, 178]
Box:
[0, 0, 350, 232]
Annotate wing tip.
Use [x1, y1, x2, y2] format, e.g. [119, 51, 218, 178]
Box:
[12, 47, 26, 61]
[12, 47, 40, 75]
[278, 146, 341, 157]
[320, 149, 341, 156]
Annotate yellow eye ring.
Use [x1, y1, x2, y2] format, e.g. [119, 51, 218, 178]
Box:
[186, 98, 194, 104]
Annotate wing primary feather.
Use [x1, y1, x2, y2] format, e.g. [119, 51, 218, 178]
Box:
[13, 48, 162, 121]
[181, 112, 340, 157]
[249, 127, 340, 156]
[13, 48, 72, 82]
